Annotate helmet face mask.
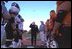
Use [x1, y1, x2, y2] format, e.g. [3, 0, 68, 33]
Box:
[11, 2, 20, 10]
[9, 9, 18, 15]
[9, 11, 18, 15]
[8, 2, 20, 16]
[9, 6, 20, 15]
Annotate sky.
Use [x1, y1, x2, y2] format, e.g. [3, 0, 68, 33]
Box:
[5, 1, 56, 31]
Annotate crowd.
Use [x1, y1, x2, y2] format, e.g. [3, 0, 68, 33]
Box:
[1, 1, 71, 48]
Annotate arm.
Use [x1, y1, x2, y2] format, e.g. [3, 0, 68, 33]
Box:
[51, 10, 66, 36]
[11, 17, 16, 31]
[29, 24, 32, 28]
[1, 1, 10, 19]
[51, 21, 61, 36]
[45, 21, 49, 32]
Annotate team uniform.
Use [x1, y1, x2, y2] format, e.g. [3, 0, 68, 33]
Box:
[39, 21, 47, 45]
[12, 15, 22, 48]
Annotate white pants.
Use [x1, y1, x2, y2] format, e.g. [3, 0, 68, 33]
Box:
[1, 25, 6, 45]
[12, 39, 21, 48]
[39, 31, 46, 43]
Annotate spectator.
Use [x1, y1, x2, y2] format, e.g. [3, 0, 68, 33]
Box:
[29, 22, 39, 46]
